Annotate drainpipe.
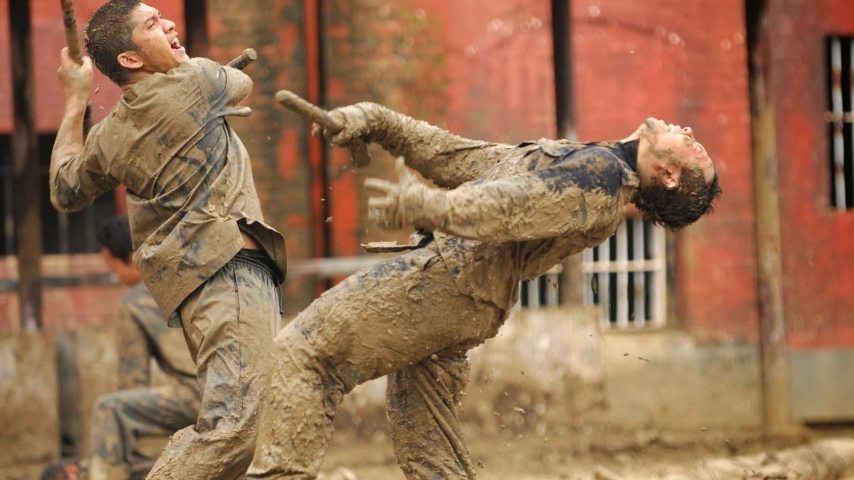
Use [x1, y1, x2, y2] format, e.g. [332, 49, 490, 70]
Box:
[9, 0, 43, 331]
[746, 0, 792, 432]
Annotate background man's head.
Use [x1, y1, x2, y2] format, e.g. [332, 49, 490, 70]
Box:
[39, 460, 79, 480]
[630, 117, 722, 230]
[96, 215, 141, 286]
[85, 1, 188, 86]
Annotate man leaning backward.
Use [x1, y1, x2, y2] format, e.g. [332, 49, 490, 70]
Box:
[51, 1, 286, 478]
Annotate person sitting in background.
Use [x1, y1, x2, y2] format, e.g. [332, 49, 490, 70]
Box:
[85, 215, 200, 480]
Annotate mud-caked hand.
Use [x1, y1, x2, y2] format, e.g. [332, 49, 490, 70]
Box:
[319, 102, 379, 145]
[365, 157, 445, 230]
[57, 47, 93, 109]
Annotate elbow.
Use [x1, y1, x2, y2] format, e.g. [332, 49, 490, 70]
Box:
[49, 186, 83, 212]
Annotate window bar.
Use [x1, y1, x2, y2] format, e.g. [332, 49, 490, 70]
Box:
[58, 211, 70, 254]
[3, 172, 14, 253]
[526, 275, 541, 308]
[831, 37, 846, 210]
[545, 271, 559, 307]
[582, 248, 593, 306]
[598, 242, 611, 329]
[849, 37, 854, 206]
[615, 221, 629, 329]
[632, 218, 647, 325]
[651, 226, 667, 326]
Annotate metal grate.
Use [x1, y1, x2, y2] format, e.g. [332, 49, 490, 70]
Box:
[827, 36, 854, 210]
[519, 265, 562, 309]
[582, 218, 666, 329]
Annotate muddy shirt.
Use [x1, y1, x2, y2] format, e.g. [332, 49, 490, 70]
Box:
[118, 283, 197, 386]
[51, 58, 287, 318]
[429, 139, 639, 310]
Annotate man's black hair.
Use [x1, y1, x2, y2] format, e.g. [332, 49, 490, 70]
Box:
[96, 215, 133, 263]
[39, 460, 77, 480]
[635, 168, 722, 230]
[84, 0, 141, 85]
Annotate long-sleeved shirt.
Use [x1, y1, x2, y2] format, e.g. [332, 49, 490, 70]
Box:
[363, 106, 640, 310]
[51, 58, 287, 319]
[428, 139, 640, 310]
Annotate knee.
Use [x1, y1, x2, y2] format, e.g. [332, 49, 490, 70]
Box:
[271, 324, 326, 374]
[92, 392, 124, 417]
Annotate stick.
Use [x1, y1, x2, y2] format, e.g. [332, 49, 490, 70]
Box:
[226, 48, 258, 70]
[59, 0, 91, 136]
[60, 0, 82, 64]
[274, 90, 371, 167]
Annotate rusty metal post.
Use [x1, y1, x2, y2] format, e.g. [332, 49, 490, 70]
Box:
[552, 0, 583, 304]
[9, 0, 44, 330]
[184, 0, 209, 57]
[747, 0, 792, 432]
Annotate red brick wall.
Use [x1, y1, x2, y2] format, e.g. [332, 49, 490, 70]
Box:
[571, 0, 758, 342]
[0, 0, 184, 132]
[321, 0, 556, 257]
[763, 0, 854, 348]
[11, 0, 848, 351]
[0, 255, 126, 332]
[0, 2, 184, 332]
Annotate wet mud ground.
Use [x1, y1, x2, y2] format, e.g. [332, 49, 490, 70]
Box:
[321, 426, 854, 479]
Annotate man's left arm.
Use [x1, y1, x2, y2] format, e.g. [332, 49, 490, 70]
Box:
[367, 155, 625, 242]
[192, 58, 253, 116]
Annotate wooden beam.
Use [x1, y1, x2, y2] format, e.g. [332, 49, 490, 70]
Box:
[9, 0, 43, 331]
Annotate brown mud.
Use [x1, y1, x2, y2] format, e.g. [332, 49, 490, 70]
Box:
[322, 428, 854, 480]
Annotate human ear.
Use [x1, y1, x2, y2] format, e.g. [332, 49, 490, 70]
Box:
[117, 51, 143, 70]
[661, 165, 681, 190]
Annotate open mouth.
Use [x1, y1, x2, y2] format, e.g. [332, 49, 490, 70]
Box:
[171, 37, 183, 50]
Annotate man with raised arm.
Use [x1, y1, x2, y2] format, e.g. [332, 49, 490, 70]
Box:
[51, 2, 286, 478]
[247, 104, 720, 479]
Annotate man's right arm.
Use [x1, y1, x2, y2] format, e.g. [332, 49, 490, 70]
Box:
[327, 102, 515, 189]
[50, 48, 116, 212]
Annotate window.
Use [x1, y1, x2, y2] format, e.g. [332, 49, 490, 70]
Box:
[0, 134, 117, 255]
[519, 266, 562, 309]
[582, 217, 666, 329]
[826, 36, 854, 210]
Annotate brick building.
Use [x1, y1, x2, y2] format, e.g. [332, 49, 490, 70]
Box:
[0, 0, 852, 473]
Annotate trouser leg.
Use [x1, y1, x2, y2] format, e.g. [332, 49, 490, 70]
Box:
[247, 248, 503, 479]
[88, 383, 199, 480]
[145, 259, 280, 480]
[387, 349, 476, 479]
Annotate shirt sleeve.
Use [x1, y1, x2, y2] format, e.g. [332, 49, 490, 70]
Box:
[427, 148, 626, 241]
[50, 123, 119, 212]
[188, 57, 253, 117]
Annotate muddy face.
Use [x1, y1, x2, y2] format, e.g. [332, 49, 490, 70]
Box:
[123, 3, 189, 75]
[636, 117, 715, 188]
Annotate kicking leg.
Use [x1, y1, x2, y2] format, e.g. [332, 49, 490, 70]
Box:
[247, 248, 502, 479]
[387, 348, 477, 479]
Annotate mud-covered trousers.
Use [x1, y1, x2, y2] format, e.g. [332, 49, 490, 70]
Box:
[88, 380, 200, 480]
[145, 252, 281, 480]
[247, 246, 505, 480]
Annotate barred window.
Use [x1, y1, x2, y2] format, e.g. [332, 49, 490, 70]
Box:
[0, 134, 117, 255]
[827, 36, 854, 210]
[582, 218, 666, 329]
[519, 265, 562, 309]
